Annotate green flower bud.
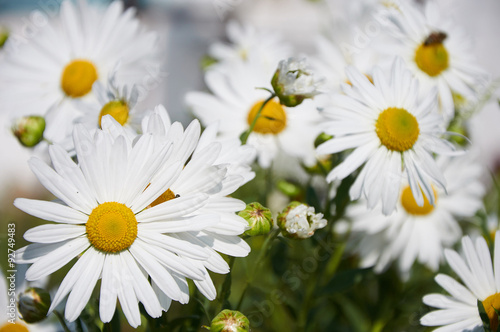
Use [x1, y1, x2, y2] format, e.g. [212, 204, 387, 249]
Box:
[314, 132, 333, 149]
[12, 116, 46, 147]
[0, 26, 9, 48]
[18, 287, 51, 324]
[271, 58, 323, 107]
[210, 309, 250, 332]
[238, 202, 273, 237]
[277, 201, 327, 239]
[277, 180, 302, 198]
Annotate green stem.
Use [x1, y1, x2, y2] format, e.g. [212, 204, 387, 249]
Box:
[240, 93, 276, 145]
[236, 228, 280, 310]
[217, 256, 236, 312]
[54, 310, 71, 332]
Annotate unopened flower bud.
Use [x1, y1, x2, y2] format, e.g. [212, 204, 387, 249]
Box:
[0, 26, 9, 48]
[210, 309, 250, 332]
[278, 202, 327, 239]
[12, 116, 46, 147]
[238, 202, 273, 236]
[271, 57, 323, 107]
[18, 287, 51, 324]
[277, 180, 302, 198]
[314, 132, 333, 149]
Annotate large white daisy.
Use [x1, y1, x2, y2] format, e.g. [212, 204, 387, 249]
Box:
[342, 154, 485, 277]
[186, 56, 323, 168]
[317, 57, 457, 215]
[14, 114, 251, 327]
[421, 231, 500, 331]
[385, 1, 488, 124]
[0, 0, 158, 147]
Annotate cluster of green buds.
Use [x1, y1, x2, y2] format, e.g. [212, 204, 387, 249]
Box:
[12, 115, 46, 147]
[238, 202, 273, 236]
[18, 287, 51, 323]
[271, 57, 324, 107]
[277, 201, 327, 239]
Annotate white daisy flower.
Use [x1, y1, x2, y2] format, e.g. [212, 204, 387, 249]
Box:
[76, 68, 142, 138]
[420, 231, 500, 331]
[0, 0, 158, 147]
[14, 115, 251, 327]
[186, 56, 323, 168]
[317, 57, 457, 215]
[385, 1, 488, 124]
[208, 20, 291, 70]
[343, 154, 485, 277]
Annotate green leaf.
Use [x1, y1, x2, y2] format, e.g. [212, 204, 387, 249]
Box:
[478, 299, 492, 331]
[318, 267, 373, 295]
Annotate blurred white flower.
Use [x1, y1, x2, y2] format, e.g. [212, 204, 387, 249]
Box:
[343, 154, 485, 277]
[209, 20, 291, 70]
[385, 1, 489, 124]
[186, 56, 323, 168]
[0, 0, 159, 149]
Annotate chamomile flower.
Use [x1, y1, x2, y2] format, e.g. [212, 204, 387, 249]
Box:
[420, 232, 500, 331]
[208, 20, 291, 70]
[344, 154, 485, 277]
[14, 115, 251, 327]
[385, 1, 488, 124]
[78, 69, 142, 137]
[186, 56, 323, 168]
[317, 57, 457, 215]
[0, 0, 158, 147]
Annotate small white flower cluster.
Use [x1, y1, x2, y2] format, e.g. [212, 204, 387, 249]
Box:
[284, 204, 327, 239]
[275, 58, 324, 98]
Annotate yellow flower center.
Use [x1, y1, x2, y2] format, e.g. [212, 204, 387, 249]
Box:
[247, 99, 287, 135]
[482, 293, 500, 331]
[375, 107, 419, 152]
[61, 60, 98, 98]
[415, 32, 449, 77]
[149, 189, 178, 208]
[86, 202, 137, 253]
[400, 185, 437, 216]
[98, 100, 129, 128]
[0, 322, 29, 332]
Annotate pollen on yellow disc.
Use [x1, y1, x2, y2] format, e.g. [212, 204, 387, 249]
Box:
[0, 322, 30, 332]
[98, 100, 129, 128]
[149, 189, 177, 208]
[86, 202, 137, 253]
[482, 293, 500, 331]
[61, 60, 98, 98]
[247, 99, 287, 135]
[376, 107, 419, 152]
[415, 42, 449, 77]
[400, 185, 437, 216]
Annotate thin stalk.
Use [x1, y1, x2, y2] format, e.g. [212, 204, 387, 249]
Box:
[236, 228, 280, 310]
[240, 94, 276, 145]
[54, 310, 71, 332]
